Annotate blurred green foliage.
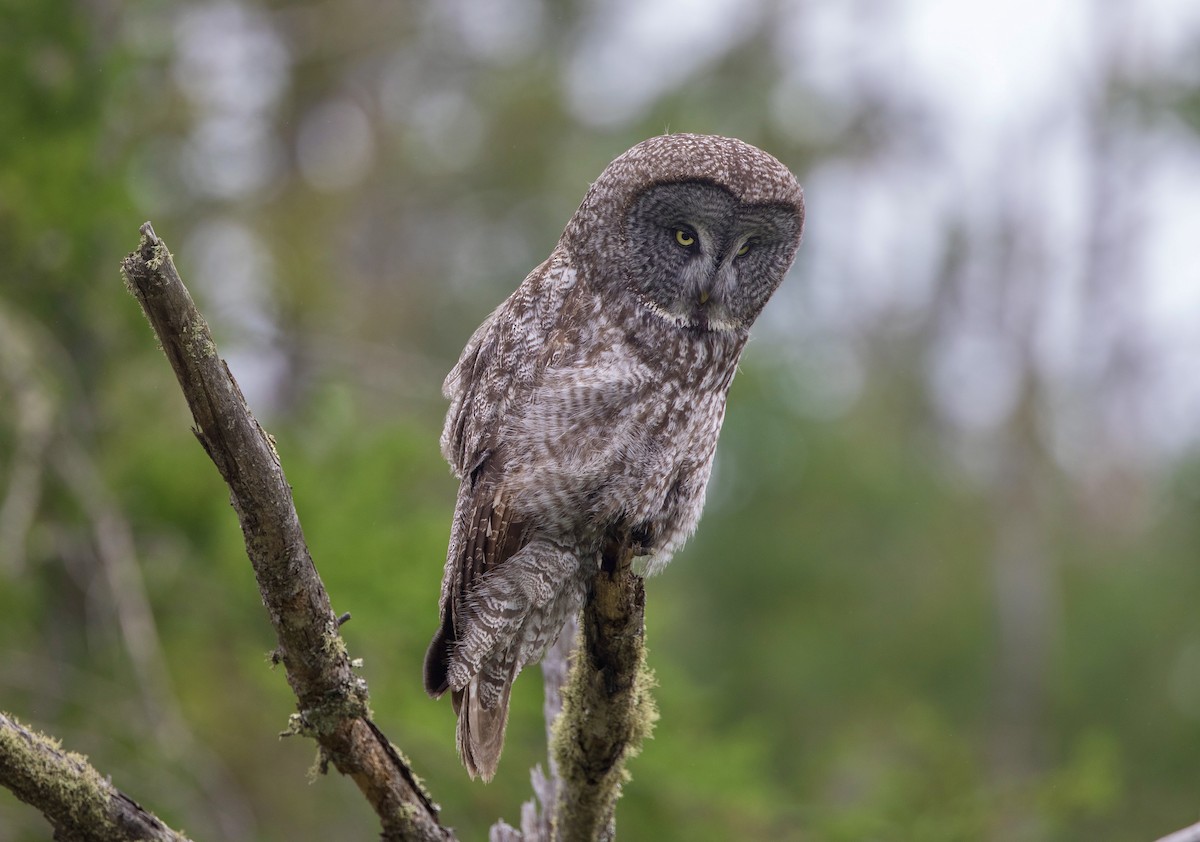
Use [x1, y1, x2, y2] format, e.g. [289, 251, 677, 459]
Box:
[2, 1, 1200, 840]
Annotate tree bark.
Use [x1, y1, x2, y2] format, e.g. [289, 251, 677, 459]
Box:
[119, 222, 451, 842]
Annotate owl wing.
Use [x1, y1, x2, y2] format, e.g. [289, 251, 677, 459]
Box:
[440, 250, 577, 478]
[424, 251, 577, 698]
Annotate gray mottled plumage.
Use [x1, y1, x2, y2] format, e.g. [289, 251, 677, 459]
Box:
[423, 133, 805, 780]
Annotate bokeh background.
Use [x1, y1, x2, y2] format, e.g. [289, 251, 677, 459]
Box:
[3, 0, 1200, 839]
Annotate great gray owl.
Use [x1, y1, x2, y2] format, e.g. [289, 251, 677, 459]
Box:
[423, 133, 805, 780]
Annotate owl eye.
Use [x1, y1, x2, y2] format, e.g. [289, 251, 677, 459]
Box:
[736, 241, 752, 257]
[674, 229, 696, 248]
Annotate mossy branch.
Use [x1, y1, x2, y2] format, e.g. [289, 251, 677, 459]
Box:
[551, 545, 658, 842]
[118, 222, 452, 842]
[0, 712, 191, 842]
[493, 546, 655, 842]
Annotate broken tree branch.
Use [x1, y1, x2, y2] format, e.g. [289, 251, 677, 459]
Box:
[119, 222, 452, 842]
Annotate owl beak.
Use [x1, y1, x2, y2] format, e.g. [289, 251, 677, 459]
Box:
[698, 289, 710, 305]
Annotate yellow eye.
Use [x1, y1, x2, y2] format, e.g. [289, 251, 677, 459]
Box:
[736, 242, 752, 257]
[675, 229, 696, 247]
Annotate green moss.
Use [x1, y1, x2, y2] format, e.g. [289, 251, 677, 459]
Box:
[551, 634, 659, 839]
[145, 240, 171, 272]
[394, 801, 420, 825]
[183, 315, 216, 360]
[280, 678, 372, 741]
[308, 748, 329, 782]
[391, 744, 436, 807]
[628, 657, 659, 755]
[280, 712, 307, 739]
[322, 628, 350, 661]
[0, 712, 120, 836]
[118, 260, 137, 299]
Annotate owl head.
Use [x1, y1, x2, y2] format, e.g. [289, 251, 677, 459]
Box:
[563, 134, 805, 332]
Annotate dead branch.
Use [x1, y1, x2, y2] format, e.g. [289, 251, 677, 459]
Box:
[118, 222, 451, 842]
[0, 712, 191, 842]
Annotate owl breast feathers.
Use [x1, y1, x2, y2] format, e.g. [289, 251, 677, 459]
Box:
[423, 133, 805, 780]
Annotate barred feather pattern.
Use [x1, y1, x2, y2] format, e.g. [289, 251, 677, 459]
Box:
[423, 134, 805, 781]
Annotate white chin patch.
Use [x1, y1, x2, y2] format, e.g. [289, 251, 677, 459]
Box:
[640, 295, 737, 332]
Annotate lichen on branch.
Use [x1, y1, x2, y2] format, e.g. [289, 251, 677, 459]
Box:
[0, 711, 191, 842]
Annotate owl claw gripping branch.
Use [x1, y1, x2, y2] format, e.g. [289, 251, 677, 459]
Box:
[423, 133, 805, 781]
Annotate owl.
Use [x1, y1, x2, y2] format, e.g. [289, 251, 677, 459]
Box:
[423, 133, 805, 781]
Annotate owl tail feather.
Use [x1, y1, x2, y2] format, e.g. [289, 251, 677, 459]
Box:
[453, 671, 514, 782]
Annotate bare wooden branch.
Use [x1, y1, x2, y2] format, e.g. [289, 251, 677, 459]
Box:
[0, 711, 191, 842]
[119, 222, 452, 842]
